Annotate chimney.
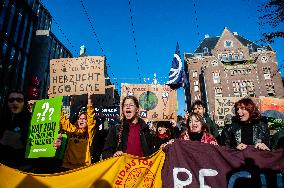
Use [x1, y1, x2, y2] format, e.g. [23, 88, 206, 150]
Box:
[233, 32, 238, 36]
[204, 34, 209, 38]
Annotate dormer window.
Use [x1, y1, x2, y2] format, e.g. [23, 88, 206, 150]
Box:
[203, 47, 208, 54]
[239, 52, 244, 59]
[228, 54, 232, 61]
[234, 54, 239, 60]
[222, 54, 227, 60]
[248, 44, 253, 51]
[224, 40, 233, 48]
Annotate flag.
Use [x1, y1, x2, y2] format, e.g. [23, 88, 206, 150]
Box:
[167, 42, 189, 90]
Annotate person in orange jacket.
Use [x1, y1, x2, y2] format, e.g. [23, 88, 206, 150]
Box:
[54, 93, 96, 170]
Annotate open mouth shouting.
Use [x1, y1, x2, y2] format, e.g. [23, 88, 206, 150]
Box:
[124, 109, 135, 120]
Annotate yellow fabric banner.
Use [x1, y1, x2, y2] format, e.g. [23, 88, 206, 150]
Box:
[0, 150, 165, 188]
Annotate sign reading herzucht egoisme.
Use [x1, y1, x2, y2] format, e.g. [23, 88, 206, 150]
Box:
[49, 56, 105, 97]
[25, 96, 63, 158]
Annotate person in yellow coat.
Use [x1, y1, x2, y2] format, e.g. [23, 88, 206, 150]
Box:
[54, 93, 96, 170]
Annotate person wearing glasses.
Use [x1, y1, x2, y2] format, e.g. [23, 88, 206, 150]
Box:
[0, 90, 31, 170]
[102, 95, 154, 159]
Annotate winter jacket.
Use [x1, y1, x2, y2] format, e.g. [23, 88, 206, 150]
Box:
[220, 119, 270, 149]
[60, 105, 96, 169]
[102, 118, 154, 159]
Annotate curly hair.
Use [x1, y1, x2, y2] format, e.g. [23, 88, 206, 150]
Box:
[234, 98, 261, 122]
[186, 112, 209, 134]
[191, 100, 205, 109]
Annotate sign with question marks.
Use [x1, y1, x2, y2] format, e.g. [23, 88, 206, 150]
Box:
[25, 96, 63, 158]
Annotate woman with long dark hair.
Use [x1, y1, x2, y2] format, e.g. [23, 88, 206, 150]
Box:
[102, 95, 154, 158]
[220, 98, 270, 151]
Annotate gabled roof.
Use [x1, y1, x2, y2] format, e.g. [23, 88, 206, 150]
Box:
[235, 35, 260, 51]
[194, 37, 219, 54]
[194, 31, 263, 55]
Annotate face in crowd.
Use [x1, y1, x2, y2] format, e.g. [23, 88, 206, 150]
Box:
[189, 114, 203, 133]
[157, 125, 167, 135]
[77, 113, 87, 129]
[8, 92, 25, 114]
[236, 103, 250, 122]
[122, 96, 139, 121]
[192, 105, 205, 117]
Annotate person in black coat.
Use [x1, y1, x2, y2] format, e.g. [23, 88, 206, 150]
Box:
[220, 98, 270, 151]
[0, 90, 31, 170]
[102, 96, 154, 159]
[153, 121, 180, 151]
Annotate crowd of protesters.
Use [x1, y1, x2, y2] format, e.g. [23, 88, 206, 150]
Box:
[0, 90, 283, 173]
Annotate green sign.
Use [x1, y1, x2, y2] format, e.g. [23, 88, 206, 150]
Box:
[25, 96, 63, 158]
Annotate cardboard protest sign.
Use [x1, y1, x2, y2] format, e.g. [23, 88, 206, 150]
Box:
[121, 84, 177, 121]
[25, 96, 63, 158]
[214, 97, 260, 127]
[49, 56, 105, 97]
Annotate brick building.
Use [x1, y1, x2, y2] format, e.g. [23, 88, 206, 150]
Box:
[184, 27, 284, 118]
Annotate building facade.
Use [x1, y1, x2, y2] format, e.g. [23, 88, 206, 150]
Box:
[28, 30, 72, 99]
[184, 28, 284, 120]
[0, 0, 53, 103]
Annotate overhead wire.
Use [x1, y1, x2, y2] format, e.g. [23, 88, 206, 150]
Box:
[128, 0, 142, 83]
[39, 0, 79, 56]
[79, 0, 120, 89]
[193, 0, 201, 44]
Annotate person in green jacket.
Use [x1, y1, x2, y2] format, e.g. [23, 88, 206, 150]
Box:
[191, 100, 220, 141]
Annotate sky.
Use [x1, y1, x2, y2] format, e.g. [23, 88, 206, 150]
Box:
[41, 0, 283, 116]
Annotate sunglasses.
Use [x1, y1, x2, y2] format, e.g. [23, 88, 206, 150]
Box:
[8, 97, 24, 103]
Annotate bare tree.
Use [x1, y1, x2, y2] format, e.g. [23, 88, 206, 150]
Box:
[258, 0, 284, 43]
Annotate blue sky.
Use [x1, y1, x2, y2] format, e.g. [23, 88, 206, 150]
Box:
[42, 0, 283, 116]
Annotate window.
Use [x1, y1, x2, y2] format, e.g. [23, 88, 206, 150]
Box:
[2, 41, 8, 58]
[26, 22, 33, 53]
[228, 54, 232, 61]
[248, 44, 253, 52]
[218, 54, 222, 60]
[263, 67, 271, 80]
[234, 54, 239, 60]
[0, 0, 9, 32]
[265, 83, 275, 96]
[194, 94, 201, 100]
[212, 72, 220, 84]
[193, 70, 198, 78]
[233, 80, 255, 97]
[222, 54, 227, 61]
[14, 13, 23, 43]
[239, 52, 244, 59]
[194, 80, 199, 92]
[214, 87, 222, 97]
[224, 40, 232, 48]
[203, 47, 208, 54]
[20, 15, 29, 48]
[211, 60, 218, 66]
[6, 4, 16, 37]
